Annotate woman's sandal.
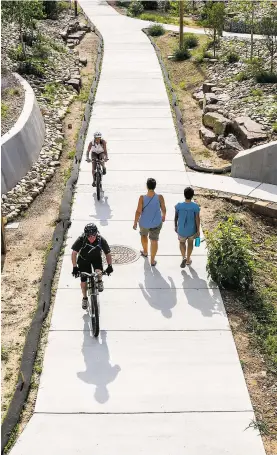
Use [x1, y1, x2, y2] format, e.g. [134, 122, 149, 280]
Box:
[140, 251, 148, 258]
[186, 259, 192, 265]
[151, 260, 157, 267]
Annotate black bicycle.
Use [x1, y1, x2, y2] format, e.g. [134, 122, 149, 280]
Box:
[93, 158, 104, 201]
[81, 268, 107, 337]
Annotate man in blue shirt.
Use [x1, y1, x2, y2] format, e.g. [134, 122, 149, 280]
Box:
[174, 187, 200, 268]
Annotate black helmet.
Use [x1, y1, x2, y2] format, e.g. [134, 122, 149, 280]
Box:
[84, 223, 98, 236]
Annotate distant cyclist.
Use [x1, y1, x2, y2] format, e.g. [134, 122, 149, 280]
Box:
[71, 223, 113, 309]
[86, 132, 108, 187]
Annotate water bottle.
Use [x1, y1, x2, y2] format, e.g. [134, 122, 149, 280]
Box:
[195, 237, 200, 247]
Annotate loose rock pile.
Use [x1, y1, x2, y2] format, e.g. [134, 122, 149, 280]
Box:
[194, 37, 277, 160]
[1, 13, 92, 222]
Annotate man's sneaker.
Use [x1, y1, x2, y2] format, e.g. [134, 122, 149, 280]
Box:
[82, 297, 88, 309]
[103, 167, 106, 175]
[98, 280, 104, 292]
[180, 257, 187, 268]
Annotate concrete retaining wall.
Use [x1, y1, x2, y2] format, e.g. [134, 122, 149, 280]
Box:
[231, 141, 277, 185]
[1, 73, 45, 194]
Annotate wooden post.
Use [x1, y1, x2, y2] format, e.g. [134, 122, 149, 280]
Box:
[179, 0, 184, 49]
[1, 217, 6, 255]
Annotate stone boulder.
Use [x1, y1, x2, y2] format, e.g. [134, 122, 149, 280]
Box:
[199, 126, 217, 146]
[203, 112, 231, 136]
[65, 78, 81, 92]
[203, 104, 220, 114]
[192, 90, 204, 108]
[202, 82, 216, 94]
[68, 30, 86, 41]
[232, 116, 267, 148]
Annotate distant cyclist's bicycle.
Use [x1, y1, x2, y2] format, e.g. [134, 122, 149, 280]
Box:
[81, 268, 108, 337]
[93, 158, 105, 201]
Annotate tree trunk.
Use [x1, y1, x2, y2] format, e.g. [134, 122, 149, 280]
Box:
[19, 22, 26, 59]
[179, 0, 184, 49]
[213, 29, 216, 58]
[250, 4, 254, 60]
[74, 0, 78, 17]
[1, 217, 6, 256]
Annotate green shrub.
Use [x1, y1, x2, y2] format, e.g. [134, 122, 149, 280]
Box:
[116, 1, 131, 6]
[235, 71, 249, 82]
[127, 0, 144, 17]
[183, 33, 199, 48]
[172, 46, 191, 61]
[250, 88, 263, 97]
[255, 71, 277, 84]
[206, 217, 255, 291]
[141, 1, 158, 10]
[18, 60, 45, 78]
[273, 122, 277, 133]
[43, 0, 59, 19]
[226, 51, 240, 63]
[148, 23, 165, 36]
[1, 103, 8, 119]
[8, 44, 25, 62]
[32, 42, 50, 60]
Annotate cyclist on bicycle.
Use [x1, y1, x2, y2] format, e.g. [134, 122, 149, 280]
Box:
[71, 223, 113, 309]
[86, 131, 108, 187]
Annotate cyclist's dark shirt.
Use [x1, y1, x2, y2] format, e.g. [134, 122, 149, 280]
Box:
[72, 234, 110, 262]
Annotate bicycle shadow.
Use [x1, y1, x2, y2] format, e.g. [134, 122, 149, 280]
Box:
[77, 316, 121, 404]
[89, 194, 113, 226]
[139, 259, 177, 318]
[181, 266, 223, 318]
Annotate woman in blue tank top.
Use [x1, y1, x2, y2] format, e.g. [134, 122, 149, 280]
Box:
[133, 178, 166, 266]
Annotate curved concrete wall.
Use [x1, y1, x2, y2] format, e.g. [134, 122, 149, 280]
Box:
[231, 141, 277, 185]
[1, 73, 45, 194]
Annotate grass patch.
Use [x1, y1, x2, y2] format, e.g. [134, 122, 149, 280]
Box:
[7, 87, 20, 96]
[207, 214, 277, 369]
[63, 167, 72, 185]
[251, 88, 263, 97]
[1, 103, 9, 119]
[43, 82, 61, 103]
[43, 242, 53, 263]
[3, 424, 19, 453]
[1, 346, 9, 362]
[78, 86, 91, 102]
[68, 150, 75, 160]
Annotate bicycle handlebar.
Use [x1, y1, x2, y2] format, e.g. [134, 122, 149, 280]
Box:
[80, 270, 107, 277]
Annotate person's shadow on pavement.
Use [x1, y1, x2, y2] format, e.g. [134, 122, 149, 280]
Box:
[181, 266, 223, 318]
[90, 194, 113, 226]
[139, 258, 177, 318]
[77, 316, 121, 403]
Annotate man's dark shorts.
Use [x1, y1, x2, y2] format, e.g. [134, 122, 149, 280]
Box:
[77, 257, 103, 282]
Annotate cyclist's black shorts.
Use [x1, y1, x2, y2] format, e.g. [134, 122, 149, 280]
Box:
[77, 257, 103, 282]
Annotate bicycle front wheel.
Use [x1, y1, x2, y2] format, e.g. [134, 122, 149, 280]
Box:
[90, 294, 99, 337]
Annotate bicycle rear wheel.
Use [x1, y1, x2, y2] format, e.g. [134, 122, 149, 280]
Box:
[90, 294, 100, 337]
[96, 173, 101, 201]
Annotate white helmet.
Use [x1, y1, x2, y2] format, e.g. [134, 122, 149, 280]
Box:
[94, 131, 102, 138]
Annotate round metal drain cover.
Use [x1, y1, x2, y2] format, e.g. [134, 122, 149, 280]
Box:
[102, 245, 140, 265]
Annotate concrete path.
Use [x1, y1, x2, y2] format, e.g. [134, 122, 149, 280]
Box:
[10, 1, 268, 454]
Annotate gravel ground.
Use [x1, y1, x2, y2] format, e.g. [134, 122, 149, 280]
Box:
[1, 72, 25, 136]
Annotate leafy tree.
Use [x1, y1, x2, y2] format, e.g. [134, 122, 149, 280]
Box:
[227, 0, 269, 60]
[203, 1, 225, 58]
[259, 4, 277, 73]
[43, 1, 58, 19]
[1, 1, 44, 58]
